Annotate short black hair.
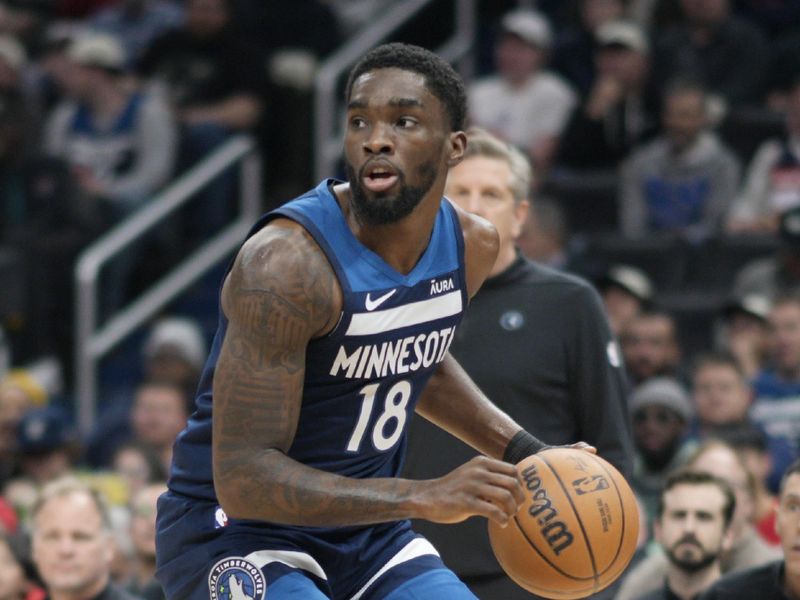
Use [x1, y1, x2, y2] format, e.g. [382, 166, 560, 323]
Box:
[657, 468, 736, 529]
[780, 458, 800, 496]
[345, 43, 467, 132]
[690, 350, 745, 383]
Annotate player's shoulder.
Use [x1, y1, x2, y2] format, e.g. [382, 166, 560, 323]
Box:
[238, 217, 329, 281]
[450, 200, 498, 258]
[223, 217, 341, 335]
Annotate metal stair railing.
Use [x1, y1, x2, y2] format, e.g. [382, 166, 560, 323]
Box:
[314, 0, 476, 181]
[74, 134, 262, 436]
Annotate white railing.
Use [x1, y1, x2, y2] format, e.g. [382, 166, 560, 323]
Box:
[314, 0, 476, 181]
[74, 135, 262, 436]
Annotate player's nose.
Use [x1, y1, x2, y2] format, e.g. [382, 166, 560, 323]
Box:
[363, 122, 394, 155]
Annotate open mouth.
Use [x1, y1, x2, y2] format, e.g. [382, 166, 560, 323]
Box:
[362, 162, 399, 193]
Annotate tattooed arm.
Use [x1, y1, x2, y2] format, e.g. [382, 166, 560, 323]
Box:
[212, 218, 523, 527]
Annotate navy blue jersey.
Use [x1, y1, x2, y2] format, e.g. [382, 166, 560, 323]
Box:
[168, 179, 468, 503]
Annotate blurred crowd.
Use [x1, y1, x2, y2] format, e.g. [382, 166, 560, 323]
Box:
[2, 0, 800, 598]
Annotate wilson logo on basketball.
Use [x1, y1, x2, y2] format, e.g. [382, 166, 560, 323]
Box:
[572, 475, 610, 495]
[521, 464, 575, 556]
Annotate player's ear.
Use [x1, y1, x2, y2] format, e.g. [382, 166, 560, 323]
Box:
[446, 131, 467, 167]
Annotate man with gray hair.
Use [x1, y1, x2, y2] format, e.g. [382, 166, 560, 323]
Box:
[31, 476, 144, 600]
[404, 127, 631, 599]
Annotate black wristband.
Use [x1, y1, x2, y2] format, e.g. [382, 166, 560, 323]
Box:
[503, 430, 549, 465]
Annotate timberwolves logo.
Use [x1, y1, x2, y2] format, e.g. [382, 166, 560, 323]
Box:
[499, 310, 524, 331]
[208, 557, 266, 600]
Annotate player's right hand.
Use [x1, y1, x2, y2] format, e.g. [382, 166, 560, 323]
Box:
[413, 456, 525, 527]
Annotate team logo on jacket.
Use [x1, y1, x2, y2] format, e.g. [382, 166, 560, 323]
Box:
[499, 310, 524, 331]
[208, 557, 266, 600]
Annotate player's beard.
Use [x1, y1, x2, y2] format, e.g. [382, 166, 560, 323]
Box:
[665, 536, 722, 574]
[347, 160, 438, 226]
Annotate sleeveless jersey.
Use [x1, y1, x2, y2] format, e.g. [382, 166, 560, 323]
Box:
[168, 179, 468, 503]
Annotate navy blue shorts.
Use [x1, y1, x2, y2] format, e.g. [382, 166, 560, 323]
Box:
[155, 491, 478, 599]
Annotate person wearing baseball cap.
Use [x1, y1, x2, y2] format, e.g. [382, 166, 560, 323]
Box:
[468, 7, 577, 174]
[597, 263, 654, 335]
[558, 19, 658, 169]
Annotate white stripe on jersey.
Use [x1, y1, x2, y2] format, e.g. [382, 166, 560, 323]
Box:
[346, 291, 462, 337]
[245, 548, 328, 581]
[348, 537, 439, 600]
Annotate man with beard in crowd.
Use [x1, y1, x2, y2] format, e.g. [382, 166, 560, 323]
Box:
[634, 469, 735, 600]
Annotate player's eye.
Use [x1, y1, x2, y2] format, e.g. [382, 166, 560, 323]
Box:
[349, 116, 367, 129]
[397, 117, 417, 128]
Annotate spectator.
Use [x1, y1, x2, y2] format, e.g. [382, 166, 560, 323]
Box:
[86, 315, 205, 469]
[715, 424, 781, 547]
[468, 8, 577, 175]
[619, 79, 740, 240]
[30, 476, 142, 600]
[0, 34, 36, 191]
[557, 19, 659, 169]
[42, 31, 178, 315]
[629, 376, 695, 529]
[0, 370, 48, 486]
[727, 78, 800, 234]
[551, 0, 627, 96]
[111, 441, 166, 501]
[688, 351, 793, 493]
[3, 408, 81, 522]
[404, 127, 631, 600]
[634, 469, 736, 600]
[129, 378, 191, 474]
[714, 294, 772, 380]
[44, 31, 177, 224]
[700, 457, 800, 599]
[652, 0, 769, 108]
[596, 263, 655, 336]
[515, 196, 569, 269]
[88, 0, 184, 67]
[750, 293, 800, 458]
[733, 206, 800, 300]
[140, 316, 206, 393]
[137, 0, 267, 246]
[124, 481, 166, 599]
[621, 309, 682, 386]
[13, 407, 79, 485]
[618, 439, 782, 599]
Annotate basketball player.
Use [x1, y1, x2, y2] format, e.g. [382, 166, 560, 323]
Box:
[155, 43, 590, 599]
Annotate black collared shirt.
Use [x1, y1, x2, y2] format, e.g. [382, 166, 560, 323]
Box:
[700, 561, 790, 600]
[636, 579, 700, 600]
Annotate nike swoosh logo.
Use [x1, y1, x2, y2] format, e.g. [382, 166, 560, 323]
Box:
[365, 289, 396, 311]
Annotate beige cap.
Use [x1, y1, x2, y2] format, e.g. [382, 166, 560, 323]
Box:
[0, 35, 26, 71]
[501, 8, 553, 49]
[596, 20, 649, 54]
[68, 32, 125, 71]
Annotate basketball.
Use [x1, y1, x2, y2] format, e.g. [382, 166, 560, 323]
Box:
[488, 448, 639, 599]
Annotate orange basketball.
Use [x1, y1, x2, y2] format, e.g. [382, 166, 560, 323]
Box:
[488, 448, 639, 599]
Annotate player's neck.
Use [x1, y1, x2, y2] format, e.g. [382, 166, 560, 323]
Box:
[336, 183, 441, 275]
